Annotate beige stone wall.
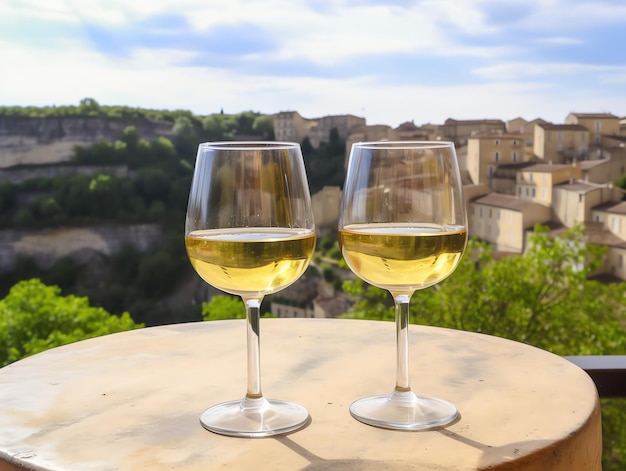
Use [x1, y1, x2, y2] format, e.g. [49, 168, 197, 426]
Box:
[534, 126, 589, 163]
[469, 205, 526, 252]
[273, 111, 314, 143]
[467, 134, 526, 185]
[565, 114, 621, 145]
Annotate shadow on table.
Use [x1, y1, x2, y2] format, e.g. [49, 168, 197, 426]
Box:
[277, 436, 449, 470]
[438, 429, 556, 469]
[277, 427, 558, 470]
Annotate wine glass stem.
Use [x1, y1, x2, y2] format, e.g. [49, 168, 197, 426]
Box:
[243, 297, 264, 399]
[393, 293, 413, 392]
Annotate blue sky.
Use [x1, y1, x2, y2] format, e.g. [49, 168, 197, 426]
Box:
[1, 0, 625, 127]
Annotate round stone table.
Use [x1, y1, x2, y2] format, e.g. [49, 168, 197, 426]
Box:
[0, 318, 601, 470]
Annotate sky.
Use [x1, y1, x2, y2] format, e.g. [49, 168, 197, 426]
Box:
[1, 0, 625, 128]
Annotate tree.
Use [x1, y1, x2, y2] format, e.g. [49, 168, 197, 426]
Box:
[202, 295, 246, 320]
[252, 116, 275, 139]
[78, 97, 101, 115]
[236, 111, 257, 135]
[0, 279, 142, 367]
[120, 126, 140, 149]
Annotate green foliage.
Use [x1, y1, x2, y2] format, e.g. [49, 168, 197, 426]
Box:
[303, 128, 347, 194]
[0, 99, 189, 122]
[252, 116, 275, 139]
[202, 114, 238, 140]
[603, 399, 626, 469]
[0, 279, 142, 367]
[615, 174, 626, 200]
[202, 295, 246, 320]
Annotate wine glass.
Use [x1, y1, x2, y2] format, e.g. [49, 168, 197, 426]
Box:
[185, 141, 316, 437]
[338, 141, 467, 430]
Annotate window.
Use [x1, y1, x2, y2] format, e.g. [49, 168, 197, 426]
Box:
[495, 139, 500, 145]
[595, 121, 601, 132]
[529, 173, 534, 183]
[489, 209, 492, 218]
[479, 207, 483, 217]
[495, 152, 500, 162]
[532, 188, 536, 197]
[512, 151, 518, 162]
[518, 187, 522, 196]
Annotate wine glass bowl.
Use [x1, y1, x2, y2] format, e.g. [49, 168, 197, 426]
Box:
[338, 141, 467, 430]
[185, 141, 315, 437]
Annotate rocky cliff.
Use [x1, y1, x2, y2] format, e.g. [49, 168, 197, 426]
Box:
[0, 116, 175, 168]
[0, 224, 164, 272]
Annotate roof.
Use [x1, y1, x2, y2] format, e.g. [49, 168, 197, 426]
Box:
[522, 163, 576, 173]
[494, 162, 536, 170]
[593, 201, 626, 215]
[468, 131, 524, 139]
[395, 121, 420, 131]
[539, 221, 626, 249]
[568, 113, 620, 119]
[584, 221, 626, 248]
[537, 123, 588, 131]
[472, 193, 540, 211]
[579, 159, 610, 170]
[313, 296, 354, 318]
[554, 181, 604, 193]
[444, 118, 505, 125]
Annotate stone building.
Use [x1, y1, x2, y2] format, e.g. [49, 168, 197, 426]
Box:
[273, 111, 365, 148]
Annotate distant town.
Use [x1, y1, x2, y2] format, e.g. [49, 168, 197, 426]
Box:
[275, 110, 626, 283]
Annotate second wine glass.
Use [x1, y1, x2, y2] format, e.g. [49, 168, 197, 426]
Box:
[338, 141, 468, 430]
[185, 141, 315, 437]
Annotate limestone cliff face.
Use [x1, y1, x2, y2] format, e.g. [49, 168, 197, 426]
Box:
[0, 116, 175, 168]
[0, 224, 164, 272]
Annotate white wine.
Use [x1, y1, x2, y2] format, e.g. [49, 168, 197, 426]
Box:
[339, 223, 467, 292]
[186, 228, 315, 297]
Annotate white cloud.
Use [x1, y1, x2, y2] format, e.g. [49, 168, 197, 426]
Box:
[1, 0, 625, 126]
[472, 62, 625, 81]
[533, 36, 584, 46]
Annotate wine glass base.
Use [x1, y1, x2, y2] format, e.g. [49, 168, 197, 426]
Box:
[200, 396, 310, 438]
[349, 389, 458, 431]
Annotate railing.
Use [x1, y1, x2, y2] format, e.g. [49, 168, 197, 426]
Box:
[565, 356, 626, 397]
